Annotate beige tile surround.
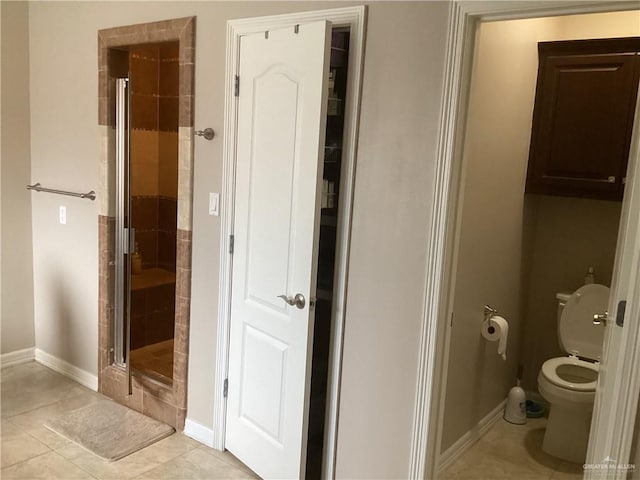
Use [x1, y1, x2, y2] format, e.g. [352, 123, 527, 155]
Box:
[97, 17, 195, 429]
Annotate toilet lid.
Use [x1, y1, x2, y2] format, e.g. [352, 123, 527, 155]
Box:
[559, 284, 610, 360]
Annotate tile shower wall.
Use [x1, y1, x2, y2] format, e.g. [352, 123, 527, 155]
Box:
[131, 281, 176, 350]
[130, 44, 179, 272]
[130, 44, 179, 131]
[132, 196, 177, 271]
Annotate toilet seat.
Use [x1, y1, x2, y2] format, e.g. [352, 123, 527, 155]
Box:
[541, 356, 598, 392]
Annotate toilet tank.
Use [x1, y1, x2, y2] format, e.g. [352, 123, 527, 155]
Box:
[556, 292, 572, 348]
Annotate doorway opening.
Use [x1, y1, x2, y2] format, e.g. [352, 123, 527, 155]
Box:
[424, 10, 640, 479]
[214, 7, 366, 480]
[224, 22, 350, 479]
[97, 17, 195, 430]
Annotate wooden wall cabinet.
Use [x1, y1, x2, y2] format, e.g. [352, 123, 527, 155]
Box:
[526, 38, 640, 201]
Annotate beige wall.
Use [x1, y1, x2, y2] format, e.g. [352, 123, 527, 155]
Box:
[335, 3, 449, 474]
[25, 2, 448, 477]
[12, 0, 640, 475]
[441, 10, 639, 452]
[441, 17, 553, 451]
[1, 0, 36, 355]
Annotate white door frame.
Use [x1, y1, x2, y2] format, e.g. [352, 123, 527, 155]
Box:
[409, 1, 640, 479]
[214, 6, 366, 479]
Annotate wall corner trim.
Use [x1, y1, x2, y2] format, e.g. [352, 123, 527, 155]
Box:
[34, 349, 98, 391]
[184, 418, 216, 448]
[437, 399, 507, 475]
[0, 347, 36, 367]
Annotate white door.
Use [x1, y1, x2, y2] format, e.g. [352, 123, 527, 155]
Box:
[587, 122, 640, 476]
[225, 21, 332, 480]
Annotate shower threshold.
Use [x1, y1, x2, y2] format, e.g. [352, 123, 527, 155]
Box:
[130, 339, 174, 385]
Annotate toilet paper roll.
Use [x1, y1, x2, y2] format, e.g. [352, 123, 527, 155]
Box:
[481, 315, 509, 361]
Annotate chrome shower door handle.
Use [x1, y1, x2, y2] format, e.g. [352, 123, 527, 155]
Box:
[593, 312, 608, 326]
[278, 293, 306, 309]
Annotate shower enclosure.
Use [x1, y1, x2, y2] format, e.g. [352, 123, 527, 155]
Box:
[114, 44, 180, 386]
[97, 18, 195, 429]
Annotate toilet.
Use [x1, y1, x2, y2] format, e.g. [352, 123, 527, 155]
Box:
[537, 283, 610, 463]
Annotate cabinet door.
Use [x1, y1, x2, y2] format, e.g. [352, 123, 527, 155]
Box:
[526, 46, 640, 201]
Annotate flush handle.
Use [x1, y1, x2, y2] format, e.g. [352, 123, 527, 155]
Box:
[593, 312, 608, 326]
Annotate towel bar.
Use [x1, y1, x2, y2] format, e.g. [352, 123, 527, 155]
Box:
[26, 183, 96, 201]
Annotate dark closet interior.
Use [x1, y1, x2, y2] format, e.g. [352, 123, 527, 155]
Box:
[305, 28, 350, 480]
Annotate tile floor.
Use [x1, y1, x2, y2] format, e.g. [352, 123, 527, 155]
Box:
[1, 361, 258, 479]
[440, 416, 585, 479]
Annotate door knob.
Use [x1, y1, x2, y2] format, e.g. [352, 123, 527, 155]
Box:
[593, 312, 608, 326]
[278, 293, 306, 309]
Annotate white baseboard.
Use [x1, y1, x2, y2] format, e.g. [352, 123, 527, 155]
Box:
[1, 347, 35, 367]
[437, 399, 508, 474]
[184, 418, 216, 448]
[34, 349, 98, 392]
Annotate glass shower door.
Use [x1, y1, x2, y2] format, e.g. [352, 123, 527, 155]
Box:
[113, 44, 180, 389]
[127, 44, 179, 384]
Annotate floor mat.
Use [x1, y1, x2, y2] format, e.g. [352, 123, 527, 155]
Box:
[44, 400, 174, 461]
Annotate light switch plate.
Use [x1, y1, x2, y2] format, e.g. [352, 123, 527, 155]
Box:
[59, 206, 67, 225]
[209, 192, 220, 216]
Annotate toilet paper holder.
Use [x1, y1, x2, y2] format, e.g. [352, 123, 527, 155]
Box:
[484, 305, 498, 323]
[482, 305, 508, 361]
